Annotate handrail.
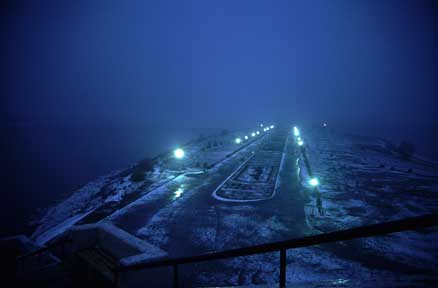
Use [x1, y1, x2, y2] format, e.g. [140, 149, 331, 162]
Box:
[117, 213, 438, 287]
[16, 214, 437, 287]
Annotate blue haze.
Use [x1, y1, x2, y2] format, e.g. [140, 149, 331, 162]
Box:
[0, 0, 436, 235]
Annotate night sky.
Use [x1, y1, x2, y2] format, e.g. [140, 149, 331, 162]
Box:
[1, 1, 437, 235]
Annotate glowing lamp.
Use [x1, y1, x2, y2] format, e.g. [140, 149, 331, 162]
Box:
[309, 178, 319, 187]
[293, 126, 300, 137]
[174, 148, 185, 159]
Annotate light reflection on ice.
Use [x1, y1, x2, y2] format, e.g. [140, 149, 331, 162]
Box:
[173, 185, 184, 199]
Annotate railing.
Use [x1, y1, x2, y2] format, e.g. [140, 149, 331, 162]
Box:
[116, 213, 438, 288]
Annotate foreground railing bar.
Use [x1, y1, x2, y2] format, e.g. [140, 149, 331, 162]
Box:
[173, 264, 178, 288]
[120, 213, 438, 271]
[279, 248, 286, 288]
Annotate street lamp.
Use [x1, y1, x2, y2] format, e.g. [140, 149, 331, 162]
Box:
[235, 138, 242, 144]
[256, 131, 260, 135]
[270, 125, 274, 129]
[293, 126, 300, 137]
[309, 177, 319, 187]
[251, 132, 256, 137]
[298, 140, 304, 146]
[244, 135, 249, 140]
[174, 148, 185, 159]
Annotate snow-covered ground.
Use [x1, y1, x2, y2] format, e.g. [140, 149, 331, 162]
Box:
[28, 126, 438, 286]
[29, 128, 265, 245]
[296, 126, 438, 285]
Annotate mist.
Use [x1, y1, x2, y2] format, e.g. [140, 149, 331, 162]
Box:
[1, 0, 437, 235]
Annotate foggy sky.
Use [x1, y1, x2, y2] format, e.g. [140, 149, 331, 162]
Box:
[2, 0, 437, 130]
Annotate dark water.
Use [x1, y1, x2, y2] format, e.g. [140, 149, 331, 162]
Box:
[0, 124, 217, 237]
[1, 123, 437, 237]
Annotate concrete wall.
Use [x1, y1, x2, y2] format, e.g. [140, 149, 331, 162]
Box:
[70, 223, 172, 287]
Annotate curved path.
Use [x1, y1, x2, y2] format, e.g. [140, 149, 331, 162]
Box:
[212, 130, 289, 202]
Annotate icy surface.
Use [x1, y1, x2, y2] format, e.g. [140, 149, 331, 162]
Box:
[28, 127, 438, 286]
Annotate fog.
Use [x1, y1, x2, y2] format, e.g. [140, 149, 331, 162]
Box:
[1, 0, 436, 235]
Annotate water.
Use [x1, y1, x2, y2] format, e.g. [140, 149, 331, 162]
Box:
[0, 124, 217, 237]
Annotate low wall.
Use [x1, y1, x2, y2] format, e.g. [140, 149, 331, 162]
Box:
[71, 223, 171, 287]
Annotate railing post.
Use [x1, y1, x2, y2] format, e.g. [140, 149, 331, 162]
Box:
[61, 242, 65, 259]
[19, 258, 24, 274]
[113, 268, 119, 288]
[173, 264, 178, 288]
[279, 248, 286, 288]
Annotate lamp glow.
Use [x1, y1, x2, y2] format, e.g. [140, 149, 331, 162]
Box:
[298, 140, 304, 146]
[174, 148, 185, 159]
[235, 138, 242, 144]
[251, 132, 256, 137]
[244, 135, 248, 140]
[256, 131, 260, 135]
[293, 126, 300, 137]
[309, 178, 319, 187]
[270, 125, 274, 129]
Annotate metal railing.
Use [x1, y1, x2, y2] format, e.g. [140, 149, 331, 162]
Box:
[116, 213, 438, 288]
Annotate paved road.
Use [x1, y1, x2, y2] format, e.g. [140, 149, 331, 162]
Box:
[106, 132, 272, 235]
[102, 127, 308, 285]
[107, 128, 306, 250]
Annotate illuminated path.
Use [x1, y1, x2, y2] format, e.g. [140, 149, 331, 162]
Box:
[103, 130, 270, 234]
[86, 127, 307, 286]
[212, 129, 290, 202]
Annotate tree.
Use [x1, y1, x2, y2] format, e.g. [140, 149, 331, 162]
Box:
[130, 158, 154, 182]
[130, 171, 145, 182]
